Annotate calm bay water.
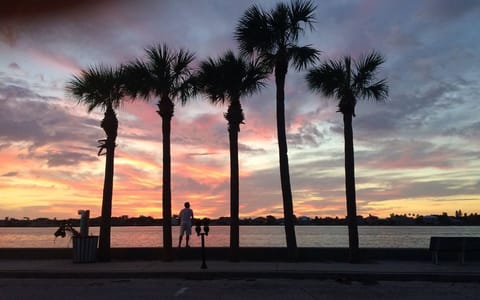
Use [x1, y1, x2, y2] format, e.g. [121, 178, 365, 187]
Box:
[1, 226, 479, 249]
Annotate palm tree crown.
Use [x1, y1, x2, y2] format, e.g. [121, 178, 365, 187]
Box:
[196, 50, 268, 108]
[67, 65, 127, 111]
[306, 51, 388, 115]
[125, 43, 195, 105]
[235, 0, 319, 72]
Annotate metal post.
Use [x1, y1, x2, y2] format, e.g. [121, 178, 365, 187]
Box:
[200, 233, 207, 269]
[196, 219, 209, 270]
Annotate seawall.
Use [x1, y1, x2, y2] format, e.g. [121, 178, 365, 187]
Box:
[0, 247, 440, 261]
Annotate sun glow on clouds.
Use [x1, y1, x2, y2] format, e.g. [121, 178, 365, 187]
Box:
[1, 0, 479, 219]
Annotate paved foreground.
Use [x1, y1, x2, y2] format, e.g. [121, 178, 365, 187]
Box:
[1, 259, 479, 282]
[0, 259, 479, 299]
[0, 278, 479, 300]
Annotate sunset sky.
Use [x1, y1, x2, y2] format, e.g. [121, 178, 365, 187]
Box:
[0, 0, 479, 220]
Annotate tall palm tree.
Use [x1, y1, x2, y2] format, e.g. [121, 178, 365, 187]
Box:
[306, 51, 388, 262]
[235, 0, 320, 259]
[124, 44, 195, 261]
[66, 65, 127, 262]
[195, 51, 268, 261]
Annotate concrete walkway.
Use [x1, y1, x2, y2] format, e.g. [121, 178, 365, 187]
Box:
[1, 259, 479, 282]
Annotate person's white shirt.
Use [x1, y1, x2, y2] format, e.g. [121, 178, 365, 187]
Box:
[179, 207, 193, 225]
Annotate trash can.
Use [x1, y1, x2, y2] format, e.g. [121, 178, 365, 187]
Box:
[72, 236, 98, 263]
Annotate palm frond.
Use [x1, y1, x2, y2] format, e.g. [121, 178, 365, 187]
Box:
[288, 0, 316, 37]
[359, 79, 389, 101]
[289, 45, 320, 71]
[196, 51, 267, 106]
[344, 55, 352, 95]
[125, 43, 194, 105]
[66, 64, 126, 112]
[353, 51, 385, 91]
[196, 56, 226, 104]
[175, 75, 197, 105]
[235, 4, 271, 58]
[123, 58, 153, 100]
[172, 48, 195, 81]
[146, 44, 173, 90]
[171, 48, 195, 104]
[242, 56, 269, 96]
[306, 59, 347, 99]
[307, 51, 389, 111]
[270, 2, 290, 44]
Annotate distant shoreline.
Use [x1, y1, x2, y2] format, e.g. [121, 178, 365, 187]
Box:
[1, 224, 479, 228]
[2, 213, 479, 227]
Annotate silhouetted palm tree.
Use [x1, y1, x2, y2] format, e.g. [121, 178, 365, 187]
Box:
[235, 0, 320, 259]
[306, 51, 388, 262]
[124, 44, 195, 261]
[66, 65, 127, 262]
[195, 51, 268, 261]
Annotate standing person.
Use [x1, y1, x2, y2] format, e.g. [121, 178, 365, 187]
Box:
[178, 202, 194, 248]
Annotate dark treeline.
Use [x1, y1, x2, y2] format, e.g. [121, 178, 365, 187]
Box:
[2, 212, 479, 227]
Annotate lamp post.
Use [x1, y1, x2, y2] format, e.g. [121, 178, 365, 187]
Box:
[195, 219, 209, 269]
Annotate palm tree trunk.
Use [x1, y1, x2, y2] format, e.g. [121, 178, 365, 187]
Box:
[275, 63, 297, 260]
[98, 106, 117, 262]
[158, 98, 174, 261]
[226, 100, 242, 262]
[229, 125, 240, 261]
[343, 112, 359, 262]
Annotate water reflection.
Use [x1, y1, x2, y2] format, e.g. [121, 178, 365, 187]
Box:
[0, 226, 479, 248]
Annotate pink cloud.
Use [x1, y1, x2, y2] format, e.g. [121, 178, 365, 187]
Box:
[27, 48, 81, 73]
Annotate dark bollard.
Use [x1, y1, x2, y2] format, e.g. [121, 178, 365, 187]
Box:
[195, 219, 209, 269]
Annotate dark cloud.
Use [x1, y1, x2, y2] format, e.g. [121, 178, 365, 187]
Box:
[0, 25, 16, 47]
[354, 110, 398, 138]
[360, 178, 478, 203]
[330, 78, 470, 142]
[386, 26, 421, 49]
[1, 171, 18, 177]
[33, 151, 97, 167]
[0, 0, 113, 21]
[186, 152, 218, 157]
[0, 80, 105, 171]
[443, 121, 480, 139]
[0, 96, 72, 149]
[8, 62, 20, 70]
[174, 176, 214, 195]
[418, 0, 480, 21]
[238, 143, 266, 153]
[357, 139, 464, 170]
[171, 111, 228, 149]
[288, 123, 324, 148]
[0, 83, 39, 99]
